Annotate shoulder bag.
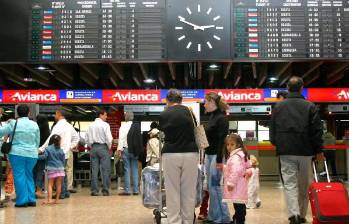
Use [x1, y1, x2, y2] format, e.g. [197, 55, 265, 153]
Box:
[187, 107, 209, 150]
[1, 119, 18, 154]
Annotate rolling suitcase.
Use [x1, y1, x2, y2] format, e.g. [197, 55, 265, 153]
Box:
[309, 160, 349, 224]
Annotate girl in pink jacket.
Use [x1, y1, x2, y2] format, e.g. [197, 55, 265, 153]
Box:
[223, 134, 251, 224]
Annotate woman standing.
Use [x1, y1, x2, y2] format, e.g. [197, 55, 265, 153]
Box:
[159, 89, 199, 224]
[34, 114, 50, 198]
[0, 104, 40, 207]
[203, 92, 231, 223]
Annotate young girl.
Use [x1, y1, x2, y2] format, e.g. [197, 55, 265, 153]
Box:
[223, 134, 251, 224]
[41, 134, 65, 205]
[246, 155, 261, 209]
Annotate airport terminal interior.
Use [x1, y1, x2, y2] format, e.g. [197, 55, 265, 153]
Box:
[1, 0, 349, 223]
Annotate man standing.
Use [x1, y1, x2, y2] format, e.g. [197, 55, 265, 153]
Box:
[270, 76, 324, 224]
[86, 109, 113, 196]
[39, 109, 79, 199]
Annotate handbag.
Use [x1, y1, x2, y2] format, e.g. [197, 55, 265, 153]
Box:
[1, 119, 18, 154]
[187, 107, 209, 150]
[115, 157, 124, 178]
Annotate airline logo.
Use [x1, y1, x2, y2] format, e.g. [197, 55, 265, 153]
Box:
[44, 15, 53, 20]
[248, 13, 258, 17]
[337, 90, 349, 100]
[43, 30, 53, 34]
[249, 53, 259, 58]
[205, 89, 264, 103]
[3, 90, 59, 103]
[248, 28, 258, 32]
[103, 90, 161, 103]
[308, 88, 349, 102]
[249, 38, 258, 42]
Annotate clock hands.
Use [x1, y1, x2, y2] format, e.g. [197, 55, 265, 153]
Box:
[199, 25, 215, 30]
[178, 16, 204, 30]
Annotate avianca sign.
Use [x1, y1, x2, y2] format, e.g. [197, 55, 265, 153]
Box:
[103, 90, 161, 103]
[308, 88, 349, 102]
[205, 89, 264, 103]
[3, 90, 60, 103]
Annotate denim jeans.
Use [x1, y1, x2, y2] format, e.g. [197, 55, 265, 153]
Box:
[61, 159, 70, 198]
[33, 159, 45, 190]
[206, 154, 231, 223]
[122, 148, 139, 193]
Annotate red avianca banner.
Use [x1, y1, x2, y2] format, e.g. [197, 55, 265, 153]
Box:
[205, 89, 264, 103]
[307, 88, 349, 102]
[103, 90, 161, 104]
[3, 90, 60, 103]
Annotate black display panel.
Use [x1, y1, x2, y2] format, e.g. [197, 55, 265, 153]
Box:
[232, 0, 349, 59]
[29, 0, 166, 61]
[166, 0, 231, 60]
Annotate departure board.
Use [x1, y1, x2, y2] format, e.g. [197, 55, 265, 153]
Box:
[29, 0, 166, 61]
[232, 0, 349, 59]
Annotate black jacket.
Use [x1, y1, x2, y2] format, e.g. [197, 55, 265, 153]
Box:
[205, 109, 229, 163]
[127, 121, 143, 157]
[159, 105, 198, 154]
[270, 92, 323, 156]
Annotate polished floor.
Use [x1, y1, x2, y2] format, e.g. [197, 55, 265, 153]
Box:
[1, 182, 312, 224]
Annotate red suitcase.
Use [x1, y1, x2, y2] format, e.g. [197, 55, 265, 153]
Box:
[308, 161, 349, 224]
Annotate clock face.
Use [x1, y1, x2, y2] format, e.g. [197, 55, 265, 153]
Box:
[167, 0, 230, 60]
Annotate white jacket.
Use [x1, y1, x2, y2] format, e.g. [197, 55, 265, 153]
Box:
[247, 167, 261, 208]
[39, 119, 79, 159]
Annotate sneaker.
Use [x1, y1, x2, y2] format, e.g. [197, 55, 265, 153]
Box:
[91, 192, 100, 196]
[132, 193, 139, 196]
[256, 201, 261, 208]
[118, 192, 131, 196]
[15, 204, 27, 208]
[69, 189, 77, 194]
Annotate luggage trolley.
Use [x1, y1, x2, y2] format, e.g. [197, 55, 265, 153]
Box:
[141, 131, 204, 224]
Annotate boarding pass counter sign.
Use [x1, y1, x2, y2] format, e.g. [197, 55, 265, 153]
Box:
[205, 89, 264, 103]
[308, 88, 349, 102]
[60, 90, 102, 103]
[103, 90, 161, 104]
[3, 90, 60, 103]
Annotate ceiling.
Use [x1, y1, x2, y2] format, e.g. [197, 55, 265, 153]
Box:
[0, 61, 348, 89]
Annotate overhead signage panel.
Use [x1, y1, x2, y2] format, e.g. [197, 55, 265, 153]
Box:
[3, 90, 60, 104]
[60, 90, 102, 103]
[160, 89, 205, 103]
[307, 88, 349, 102]
[205, 89, 265, 103]
[103, 90, 161, 104]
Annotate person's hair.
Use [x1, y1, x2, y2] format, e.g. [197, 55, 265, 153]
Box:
[124, 111, 134, 121]
[49, 134, 61, 149]
[224, 133, 249, 162]
[276, 91, 288, 99]
[166, 89, 183, 104]
[250, 155, 259, 166]
[97, 109, 107, 117]
[17, 104, 30, 117]
[205, 92, 229, 112]
[150, 121, 159, 130]
[56, 109, 68, 118]
[287, 76, 304, 92]
[36, 114, 51, 146]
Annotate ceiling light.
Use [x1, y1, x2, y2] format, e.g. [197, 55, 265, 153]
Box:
[24, 78, 34, 82]
[85, 110, 93, 113]
[209, 64, 219, 69]
[5, 110, 13, 113]
[144, 79, 155, 84]
[35, 65, 48, 70]
[269, 77, 278, 81]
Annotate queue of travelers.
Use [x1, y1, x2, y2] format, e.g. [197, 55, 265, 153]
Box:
[0, 76, 328, 224]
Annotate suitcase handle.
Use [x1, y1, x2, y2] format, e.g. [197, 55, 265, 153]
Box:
[312, 160, 330, 183]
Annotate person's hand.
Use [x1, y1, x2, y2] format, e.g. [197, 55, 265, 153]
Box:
[316, 152, 325, 161]
[216, 163, 224, 171]
[227, 185, 234, 192]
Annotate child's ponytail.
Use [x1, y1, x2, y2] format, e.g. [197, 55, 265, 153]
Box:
[49, 134, 61, 149]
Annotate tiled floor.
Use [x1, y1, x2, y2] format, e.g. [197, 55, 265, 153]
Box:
[0, 182, 312, 224]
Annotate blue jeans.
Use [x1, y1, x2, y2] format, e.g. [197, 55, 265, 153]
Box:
[122, 148, 139, 193]
[206, 155, 231, 223]
[33, 159, 45, 189]
[61, 159, 70, 198]
[90, 144, 111, 193]
[9, 154, 37, 206]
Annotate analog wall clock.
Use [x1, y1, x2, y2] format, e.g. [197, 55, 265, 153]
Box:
[167, 0, 230, 60]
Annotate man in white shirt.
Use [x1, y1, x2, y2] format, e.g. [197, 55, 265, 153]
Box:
[39, 109, 79, 199]
[86, 109, 113, 196]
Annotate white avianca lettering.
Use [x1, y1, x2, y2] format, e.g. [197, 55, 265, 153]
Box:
[11, 92, 57, 102]
[112, 92, 159, 102]
[217, 91, 262, 101]
[337, 90, 349, 100]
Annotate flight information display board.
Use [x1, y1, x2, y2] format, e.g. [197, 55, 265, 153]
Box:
[29, 0, 166, 61]
[232, 0, 349, 59]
